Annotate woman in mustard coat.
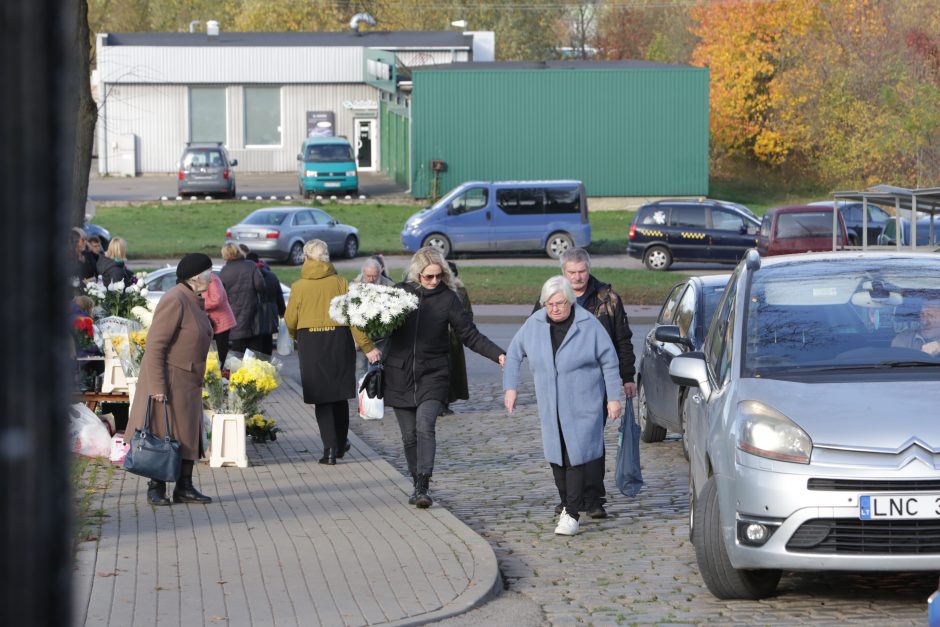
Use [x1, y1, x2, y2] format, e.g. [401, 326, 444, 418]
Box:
[285, 240, 381, 465]
[126, 253, 215, 506]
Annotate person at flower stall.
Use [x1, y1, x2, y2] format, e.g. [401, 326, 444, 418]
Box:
[70, 226, 97, 282]
[202, 272, 236, 370]
[96, 236, 135, 287]
[352, 257, 396, 379]
[285, 239, 382, 465]
[219, 242, 266, 359]
[384, 247, 506, 509]
[125, 253, 215, 506]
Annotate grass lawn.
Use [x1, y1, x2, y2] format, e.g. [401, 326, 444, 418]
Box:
[270, 265, 686, 306]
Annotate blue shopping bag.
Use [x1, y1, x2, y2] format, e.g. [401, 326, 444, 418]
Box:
[615, 399, 643, 497]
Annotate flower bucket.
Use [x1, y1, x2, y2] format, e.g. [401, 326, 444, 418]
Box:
[101, 337, 128, 393]
[208, 413, 248, 468]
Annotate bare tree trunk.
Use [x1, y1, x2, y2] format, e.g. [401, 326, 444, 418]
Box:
[72, 0, 97, 227]
[0, 0, 77, 624]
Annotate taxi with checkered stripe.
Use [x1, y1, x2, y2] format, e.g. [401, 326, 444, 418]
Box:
[627, 198, 760, 270]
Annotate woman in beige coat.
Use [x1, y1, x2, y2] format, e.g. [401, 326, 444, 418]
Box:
[126, 253, 215, 506]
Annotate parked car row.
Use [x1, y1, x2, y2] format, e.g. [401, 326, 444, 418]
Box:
[637, 249, 940, 600]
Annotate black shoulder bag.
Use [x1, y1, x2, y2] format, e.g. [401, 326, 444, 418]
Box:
[123, 396, 182, 482]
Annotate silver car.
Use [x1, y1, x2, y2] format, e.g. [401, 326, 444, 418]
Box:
[226, 207, 359, 265]
[637, 273, 730, 458]
[669, 250, 940, 599]
[177, 142, 237, 198]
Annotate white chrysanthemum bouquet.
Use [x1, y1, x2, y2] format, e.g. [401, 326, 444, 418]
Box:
[329, 283, 419, 339]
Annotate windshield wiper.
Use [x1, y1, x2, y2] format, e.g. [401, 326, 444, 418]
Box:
[774, 360, 940, 373]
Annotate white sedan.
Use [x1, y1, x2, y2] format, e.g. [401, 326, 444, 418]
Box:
[140, 265, 290, 309]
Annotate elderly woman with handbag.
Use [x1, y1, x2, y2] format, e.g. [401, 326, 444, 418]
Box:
[285, 240, 381, 465]
[384, 247, 506, 509]
[503, 276, 622, 536]
[126, 253, 215, 506]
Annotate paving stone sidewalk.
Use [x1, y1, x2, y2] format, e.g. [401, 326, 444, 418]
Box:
[72, 378, 500, 627]
[352, 380, 935, 626]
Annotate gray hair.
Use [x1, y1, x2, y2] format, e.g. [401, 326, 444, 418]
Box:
[539, 276, 576, 306]
[559, 247, 591, 270]
[360, 258, 382, 274]
[303, 239, 329, 262]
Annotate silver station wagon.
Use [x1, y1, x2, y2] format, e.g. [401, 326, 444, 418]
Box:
[669, 251, 940, 599]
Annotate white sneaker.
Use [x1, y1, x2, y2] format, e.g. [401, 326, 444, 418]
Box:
[554, 508, 579, 536]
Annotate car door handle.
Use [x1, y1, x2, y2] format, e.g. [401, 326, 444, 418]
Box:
[691, 394, 702, 404]
[486, 211, 491, 220]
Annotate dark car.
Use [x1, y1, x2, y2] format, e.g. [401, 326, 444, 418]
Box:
[178, 142, 238, 198]
[636, 273, 731, 457]
[226, 207, 359, 265]
[877, 215, 940, 248]
[809, 200, 890, 245]
[627, 199, 760, 270]
[757, 205, 850, 256]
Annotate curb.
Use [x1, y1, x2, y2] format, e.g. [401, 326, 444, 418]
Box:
[281, 376, 503, 625]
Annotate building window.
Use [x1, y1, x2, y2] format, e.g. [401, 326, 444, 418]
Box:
[245, 86, 281, 146]
[189, 87, 226, 143]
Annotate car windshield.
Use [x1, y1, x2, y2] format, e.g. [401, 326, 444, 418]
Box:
[242, 211, 287, 226]
[743, 257, 940, 377]
[306, 144, 353, 162]
[775, 212, 840, 239]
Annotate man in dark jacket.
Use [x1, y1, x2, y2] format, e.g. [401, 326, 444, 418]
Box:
[246, 252, 286, 355]
[534, 247, 636, 519]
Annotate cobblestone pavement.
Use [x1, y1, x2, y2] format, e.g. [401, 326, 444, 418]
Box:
[351, 380, 934, 626]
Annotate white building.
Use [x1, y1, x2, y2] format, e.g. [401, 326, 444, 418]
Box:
[95, 27, 494, 176]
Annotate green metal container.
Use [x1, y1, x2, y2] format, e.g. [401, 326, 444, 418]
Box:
[410, 64, 709, 199]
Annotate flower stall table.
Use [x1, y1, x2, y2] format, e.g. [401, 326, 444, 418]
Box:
[76, 390, 129, 413]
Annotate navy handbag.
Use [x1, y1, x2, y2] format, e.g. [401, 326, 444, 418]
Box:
[123, 396, 182, 482]
[615, 399, 644, 497]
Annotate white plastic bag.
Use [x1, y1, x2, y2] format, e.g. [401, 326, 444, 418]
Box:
[276, 319, 293, 356]
[69, 403, 112, 458]
[357, 375, 384, 420]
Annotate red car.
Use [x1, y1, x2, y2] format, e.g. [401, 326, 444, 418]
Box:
[757, 205, 849, 256]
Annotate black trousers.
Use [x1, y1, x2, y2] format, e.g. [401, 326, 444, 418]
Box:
[314, 400, 349, 451]
[394, 400, 444, 476]
[230, 335, 267, 357]
[214, 330, 230, 370]
[581, 410, 608, 511]
[550, 424, 585, 521]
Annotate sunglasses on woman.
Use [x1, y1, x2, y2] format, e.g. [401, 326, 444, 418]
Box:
[420, 272, 444, 281]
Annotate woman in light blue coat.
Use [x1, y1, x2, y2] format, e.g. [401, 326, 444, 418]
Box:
[504, 276, 623, 536]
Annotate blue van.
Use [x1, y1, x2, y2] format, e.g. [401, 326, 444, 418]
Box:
[296, 137, 358, 198]
[400, 180, 591, 258]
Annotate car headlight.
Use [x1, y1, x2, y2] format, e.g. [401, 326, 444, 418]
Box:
[736, 400, 812, 464]
[305, 170, 317, 177]
[346, 171, 357, 177]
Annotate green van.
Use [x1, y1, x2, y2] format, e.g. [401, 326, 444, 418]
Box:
[296, 137, 359, 198]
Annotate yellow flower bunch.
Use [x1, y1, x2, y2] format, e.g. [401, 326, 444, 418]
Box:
[229, 358, 278, 394]
[204, 351, 222, 382]
[247, 414, 277, 430]
[129, 330, 147, 350]
[227, 356, 280, 417]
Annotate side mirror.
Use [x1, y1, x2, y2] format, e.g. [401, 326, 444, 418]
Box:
[669, 352, 710, 398]
[230, 159, 238, 167]
[297, 153, 303, 161]
[329, 219, 337, 226]
[655, 325, 693, 350]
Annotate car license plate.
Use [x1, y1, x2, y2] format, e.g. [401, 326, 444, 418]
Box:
[324, 182, 341, 188]
[859, 494, 940, 520]
[239, 232, 258, 239]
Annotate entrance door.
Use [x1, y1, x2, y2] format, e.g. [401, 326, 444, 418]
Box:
[355, 119, 376, 171]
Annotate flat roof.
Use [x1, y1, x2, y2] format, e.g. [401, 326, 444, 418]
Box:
[102, 31, 473, 48]
[413, 60, 692, 70]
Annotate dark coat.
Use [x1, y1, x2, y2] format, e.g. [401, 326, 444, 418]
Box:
[220, 259, 265, 340]
[126, 283, 213, 461]
[447, 284, 472, 402]
[254, 263, 286, 334]
[532, 275, 636, 383]
[384, 282, 503, 408]
[96, 256, 134, 287]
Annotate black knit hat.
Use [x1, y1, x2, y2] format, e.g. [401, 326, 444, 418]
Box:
[176, 253, 213, 282]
